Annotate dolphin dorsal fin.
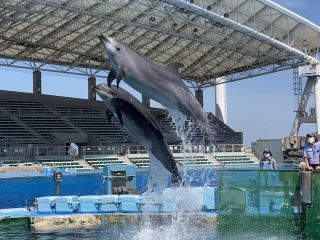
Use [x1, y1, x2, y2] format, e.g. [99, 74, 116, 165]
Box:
[165, 62, 184, 75]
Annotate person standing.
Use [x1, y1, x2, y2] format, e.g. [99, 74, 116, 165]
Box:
[304, 133, 320, 170]
[259, 148, 277, 170]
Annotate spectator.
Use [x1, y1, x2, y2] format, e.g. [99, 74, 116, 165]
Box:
[259, 148, 277, 170]
[304, 132, 320, 170]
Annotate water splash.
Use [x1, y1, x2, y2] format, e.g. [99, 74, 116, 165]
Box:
[131, 219, 215, 240]
[146, 152, 170, 194]
[130, 109, 213, 240]
[131, 187, 210, 240]
[167, 109, 206, 175]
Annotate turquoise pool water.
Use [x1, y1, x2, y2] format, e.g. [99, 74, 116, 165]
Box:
[0, 218, 304, 240]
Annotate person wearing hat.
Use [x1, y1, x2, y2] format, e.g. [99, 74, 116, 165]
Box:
[259, 148, 277, 170]
[304, 132, 320, 170]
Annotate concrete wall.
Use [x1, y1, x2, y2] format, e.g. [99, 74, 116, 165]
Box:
[251, 139, 284, 163]
[0, 90, 106, 111]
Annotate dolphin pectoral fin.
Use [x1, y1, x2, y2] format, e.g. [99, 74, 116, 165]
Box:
[116, 67, 124, 89]
[107, 68, 117, 87]
[116, 78, 121, 89]
[165, 62, 184, 75]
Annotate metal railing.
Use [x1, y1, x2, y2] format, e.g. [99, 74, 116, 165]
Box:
[82, 146, 122, 156]
[0, 147, 25, 159]
[251, 144, 264, 160]
[0, 144, 246, 162]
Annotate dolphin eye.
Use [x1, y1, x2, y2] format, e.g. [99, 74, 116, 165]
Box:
[116, 47, 120, 51]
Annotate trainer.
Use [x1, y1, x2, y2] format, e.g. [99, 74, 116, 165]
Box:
[304, 132, 320, 170]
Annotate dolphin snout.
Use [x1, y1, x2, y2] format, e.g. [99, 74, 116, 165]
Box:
[95, 84, 116, 99]
[98, 35, 109, 43]
[95, 83, 109, 92]
[99, 35, 114, 45]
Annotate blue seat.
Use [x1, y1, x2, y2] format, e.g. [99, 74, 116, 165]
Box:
[55, 196, 79, 213]
[78, 196, 101, 213]
[139, 195, 162, 213]
[119, 195, 140, 213]
[37, 196, 56, 214]
[100, 195, 119, 213]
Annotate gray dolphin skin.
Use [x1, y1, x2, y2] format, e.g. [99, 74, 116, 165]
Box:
[95, 84, 181, 183]
[98, 35, 210, 132]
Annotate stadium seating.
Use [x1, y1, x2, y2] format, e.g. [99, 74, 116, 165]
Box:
[84, 155, 124, 169]
[128, 154, 213, 168]
[0, 113, 46, 145]
[62, 107, 133, 145]
[174, 155, 213, 166]
[0, 92, 243, 149]
[128, 156, 150, 168]
[213, 153, 255, 165]
[0, 100, 76, 142]
[37, 156, 83, 169]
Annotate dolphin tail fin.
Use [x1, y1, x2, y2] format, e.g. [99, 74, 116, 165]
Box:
[107, 68, 117, 87]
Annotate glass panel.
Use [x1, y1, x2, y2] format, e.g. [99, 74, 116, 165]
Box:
[218, 170, 303, 238]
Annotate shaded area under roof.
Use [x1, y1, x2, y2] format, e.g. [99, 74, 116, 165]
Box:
[0, 0, 319, 87]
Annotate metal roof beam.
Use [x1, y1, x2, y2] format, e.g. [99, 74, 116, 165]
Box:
[182, 5, 283, 78]
[162, 0, 319, 64]
[258, 0, 320, 33]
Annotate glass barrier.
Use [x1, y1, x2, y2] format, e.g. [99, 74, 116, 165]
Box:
[217, 170, 303, 239]
[305, 172, 320, 239]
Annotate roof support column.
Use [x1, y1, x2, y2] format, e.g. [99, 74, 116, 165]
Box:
[195, 88, 204, 107]
[215, 77, 227, 124]
[33, 70, 41, 94]
[315, 76, 320, 134]
[88, 76, 96, 101]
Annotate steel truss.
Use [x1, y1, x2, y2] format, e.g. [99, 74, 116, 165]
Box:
[0, 0, 318, 87]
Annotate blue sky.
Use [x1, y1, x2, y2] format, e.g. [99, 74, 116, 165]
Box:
[0, 0, 319, 146]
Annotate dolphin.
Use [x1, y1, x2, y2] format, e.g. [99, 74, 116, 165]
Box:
[95, 84, 181, 183]
[99, 35, 210, 132]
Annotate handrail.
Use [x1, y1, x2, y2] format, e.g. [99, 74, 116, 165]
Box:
[0, 144, 246, 162]
[251, 144, 263, 160]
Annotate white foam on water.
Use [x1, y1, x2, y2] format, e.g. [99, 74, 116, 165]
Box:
[130, 110, 210, 240]
[131, 218, 204, 240]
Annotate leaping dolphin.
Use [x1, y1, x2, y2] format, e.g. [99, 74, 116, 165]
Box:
[99, 35, 210, 132]
[95, 84, 182, 183]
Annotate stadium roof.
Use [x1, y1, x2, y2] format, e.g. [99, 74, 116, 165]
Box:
[0, 0, 319, 87]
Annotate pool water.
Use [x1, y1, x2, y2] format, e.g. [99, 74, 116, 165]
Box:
[0, 217, 305, 240]
[0, 169, 217, 208]
[1, 169, 313, 239]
